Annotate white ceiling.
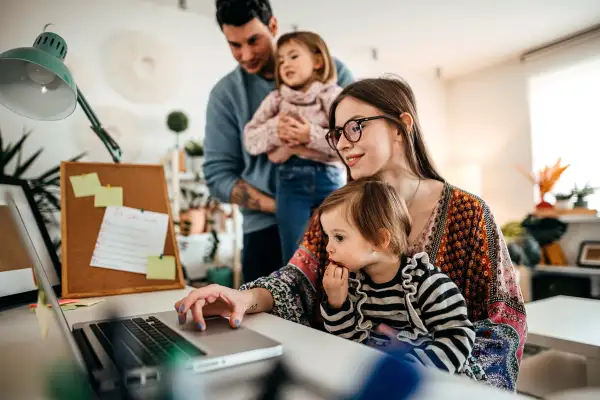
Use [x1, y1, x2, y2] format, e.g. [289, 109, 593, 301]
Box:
[147, 0, 600, 79]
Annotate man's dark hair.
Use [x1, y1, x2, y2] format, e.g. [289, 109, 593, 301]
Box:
[216, 0, 273, 27]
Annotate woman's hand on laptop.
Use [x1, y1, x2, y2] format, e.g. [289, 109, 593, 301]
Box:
[174, 284, 253, 331]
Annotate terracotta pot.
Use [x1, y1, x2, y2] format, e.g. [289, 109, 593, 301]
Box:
[179, 208, 207, 235]
[535, 200, 553, 210]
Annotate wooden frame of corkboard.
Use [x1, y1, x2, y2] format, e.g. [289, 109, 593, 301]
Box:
[60, 161, 184, 298]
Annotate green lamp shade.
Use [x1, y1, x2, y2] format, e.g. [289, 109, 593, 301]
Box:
[0, 32, 77, 121]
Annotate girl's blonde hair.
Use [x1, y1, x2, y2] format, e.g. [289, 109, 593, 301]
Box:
[275, 31, 337, 89]
[317, 176, 411, 256]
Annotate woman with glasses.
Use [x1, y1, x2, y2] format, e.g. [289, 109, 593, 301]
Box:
[174, 77, 526, 391]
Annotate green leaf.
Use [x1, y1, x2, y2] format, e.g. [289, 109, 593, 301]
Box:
[0, 127, 4, 172]
[32, 184, 61, 210]
[34, 165, 60, 182]
[4, 133, 29, 164]
[34, 152, 86, 182]
[14, 148, 43, 178]
[43, 180, 61, 188]
[2, 132, 31, 170]
[0, 143, 13, 175]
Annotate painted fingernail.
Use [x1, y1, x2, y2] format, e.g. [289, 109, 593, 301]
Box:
[234, 319, 240, 328]
[178, 314, 185, 324]
[196, 322, 205, 330]
[178, 304, 185, 312]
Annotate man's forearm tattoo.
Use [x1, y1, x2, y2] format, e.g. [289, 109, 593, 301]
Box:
[231, 180, 262, 211]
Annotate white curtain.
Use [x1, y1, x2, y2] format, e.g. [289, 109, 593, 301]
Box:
[526, 33, 600, 211]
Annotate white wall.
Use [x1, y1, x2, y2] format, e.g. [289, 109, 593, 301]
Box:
[0, 0, 237, 175]
[446, 59, 535, 224]
[0, 0, 447, 178]
[339, 54, 448, 168]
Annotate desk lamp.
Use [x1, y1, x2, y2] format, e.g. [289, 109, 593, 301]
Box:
[0, 30, 122, 163]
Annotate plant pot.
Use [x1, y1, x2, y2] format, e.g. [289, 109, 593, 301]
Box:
[535, 200, 553, 210]
[574, 197, 588, 208]
[555, 199, 571, 210]
[189, 156, 204, 174]
[179, 208, 207, 235]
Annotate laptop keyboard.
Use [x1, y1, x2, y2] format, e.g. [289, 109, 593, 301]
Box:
[90, 316, 205, 370]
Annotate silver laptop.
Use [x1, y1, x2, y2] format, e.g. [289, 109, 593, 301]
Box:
[6, 192, 282, 397]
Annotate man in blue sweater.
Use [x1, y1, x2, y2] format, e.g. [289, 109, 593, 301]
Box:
[205, 0, 354, 283]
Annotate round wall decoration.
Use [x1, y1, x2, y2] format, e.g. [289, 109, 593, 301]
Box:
[102, 30, 181, 103]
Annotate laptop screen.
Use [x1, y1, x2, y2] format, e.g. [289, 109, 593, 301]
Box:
[0, 181, 59, 299]
[5, 192, 88, 373]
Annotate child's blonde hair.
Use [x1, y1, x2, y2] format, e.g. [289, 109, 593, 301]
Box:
[275, 31, 337, 89]
[317, 176, 412, 256]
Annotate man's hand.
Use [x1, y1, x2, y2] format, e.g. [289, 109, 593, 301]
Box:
[230, 180, 275, 214]
[267, 146, 293, 164]
[322, 263, 349, 309]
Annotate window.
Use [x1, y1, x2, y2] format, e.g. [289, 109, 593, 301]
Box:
[528, 56, 600, 211]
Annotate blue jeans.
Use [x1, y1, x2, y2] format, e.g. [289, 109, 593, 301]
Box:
[276, 157, 346, 264]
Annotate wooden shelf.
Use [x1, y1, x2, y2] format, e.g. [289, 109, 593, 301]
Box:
[559, 215, 600, 224]
[533, 208, 597, 219]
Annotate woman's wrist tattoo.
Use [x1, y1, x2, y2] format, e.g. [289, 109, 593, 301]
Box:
[248, 303, 258, 312]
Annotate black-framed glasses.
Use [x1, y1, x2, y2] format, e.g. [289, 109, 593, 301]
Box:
[325, 115, 398, 150]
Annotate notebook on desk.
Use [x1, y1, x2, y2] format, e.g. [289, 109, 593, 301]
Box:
[5, 191, 282, 398]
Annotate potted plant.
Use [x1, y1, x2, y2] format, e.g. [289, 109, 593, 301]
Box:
[184, 139, 204, 174]
[572, 183, 597, 209]
[554, 191, 573, 210]
[1, 125, 85, 253]
[500, 220, 541, 268]
[517, 158, 569, 210]
[179, 187, 207, 236]
[166, 110, 189, 172]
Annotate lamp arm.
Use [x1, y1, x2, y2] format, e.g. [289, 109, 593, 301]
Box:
[76, 88, 122, 163]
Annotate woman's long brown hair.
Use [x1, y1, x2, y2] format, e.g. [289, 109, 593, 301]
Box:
[328, 76, 444, 182]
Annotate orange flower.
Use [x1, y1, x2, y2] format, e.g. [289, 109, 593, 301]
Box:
[517, 158, 570, 200]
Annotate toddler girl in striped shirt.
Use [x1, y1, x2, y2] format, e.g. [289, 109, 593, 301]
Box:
[318, 177, 484, 379]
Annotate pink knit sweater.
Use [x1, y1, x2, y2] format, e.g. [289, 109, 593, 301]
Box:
[243, 81, 343, 164]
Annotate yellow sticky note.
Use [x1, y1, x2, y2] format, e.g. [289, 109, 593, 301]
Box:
[146, 256, 176, 280]
[69, 173, 101, 197]
[76, 299, 105, 307]
[94, 186, 123, 207]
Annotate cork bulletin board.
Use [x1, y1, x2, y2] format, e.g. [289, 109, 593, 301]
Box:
[60, 162, 184, 298]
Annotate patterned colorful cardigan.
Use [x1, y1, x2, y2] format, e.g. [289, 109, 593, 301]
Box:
[241, 183, 527, 391]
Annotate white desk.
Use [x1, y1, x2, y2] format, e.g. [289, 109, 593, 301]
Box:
[526, 296, 600, 386]
[0, 287, 527, 399]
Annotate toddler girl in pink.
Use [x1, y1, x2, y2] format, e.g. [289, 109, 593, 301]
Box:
[244, 31, 346, 264]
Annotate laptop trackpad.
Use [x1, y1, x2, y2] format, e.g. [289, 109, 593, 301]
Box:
[153, 311, 279, 356]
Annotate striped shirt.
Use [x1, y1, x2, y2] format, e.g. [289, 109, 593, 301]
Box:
[320, 252, 476, 373]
